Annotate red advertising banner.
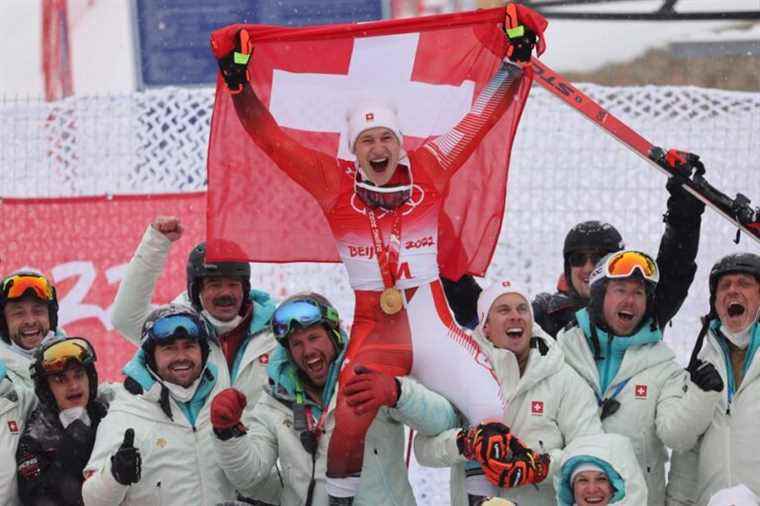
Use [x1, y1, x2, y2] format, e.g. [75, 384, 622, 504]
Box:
[1, 193, 206, 380]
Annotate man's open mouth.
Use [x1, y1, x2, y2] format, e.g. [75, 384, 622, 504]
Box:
[369, 158, 389, 172]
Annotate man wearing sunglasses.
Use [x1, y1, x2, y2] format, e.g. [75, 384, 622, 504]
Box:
[83, 304, 242, 505]
[209, 293, 459, 506]
[16, 336, 108, 506]
[667, 253, 760, 505]
[0, 271, 61, 389]
[534, 172, 705, 338]
[556, 249, 724, 506]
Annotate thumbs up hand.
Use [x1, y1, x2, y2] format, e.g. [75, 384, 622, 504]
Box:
[110, 428, 141, 485]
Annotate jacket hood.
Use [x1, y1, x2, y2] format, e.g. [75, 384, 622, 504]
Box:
[249, 288, 277, 335]
[474, 323, 561, 398]
[555, 433, 647, 505]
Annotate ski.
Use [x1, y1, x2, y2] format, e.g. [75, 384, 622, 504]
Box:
[529, 59, 760, 245]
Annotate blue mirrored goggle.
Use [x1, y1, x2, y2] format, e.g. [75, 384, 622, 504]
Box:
[148, 314, 204, 342]
[272, 299, 326, 341]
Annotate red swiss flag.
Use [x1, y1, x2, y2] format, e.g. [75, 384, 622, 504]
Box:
[531, 400, 544, 415]
[635, 384, 648, 399]
[207, 8, 533, 280]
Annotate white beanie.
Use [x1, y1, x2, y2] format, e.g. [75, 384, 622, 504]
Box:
[346, 100, 403, 153]
[476, 279, 532, 336]
[570, 462, 606, 485]
[708, 485, 760, 506]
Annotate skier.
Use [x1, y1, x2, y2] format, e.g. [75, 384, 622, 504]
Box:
[414, 279, 602, 506]
[16, 337, 108, 506]
[210, 4, 548, 502]
[666, 253, 760, 505]
[533, 171, 705, 338]
[0, 271, 61, 388]
[110, 217, 282, 504]
[557, 249, 724, 505]
[83, 304, 237, 505]
[210, 293, 459, 505]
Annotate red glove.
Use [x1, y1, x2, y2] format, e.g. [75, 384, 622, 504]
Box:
[211, 388, 247, 430]
[482, 449, 550, 489]
[343, 365, 400, 416]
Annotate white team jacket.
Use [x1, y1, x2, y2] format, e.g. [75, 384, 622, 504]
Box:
[82, 379, 236, 506]
[216, 375, 459, 506]
[558, 324, 720, 506]
[414, 328, 604, 506]
[0, 375, 38, 506]
[666, 323, 760, 505]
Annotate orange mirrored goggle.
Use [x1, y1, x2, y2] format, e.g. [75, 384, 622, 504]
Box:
[40, 338, 95, 375]
[604, 250, 659, 283]
[2, 274, 55, 302]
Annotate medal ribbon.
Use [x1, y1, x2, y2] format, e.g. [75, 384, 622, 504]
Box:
[366, 208, 402, 290]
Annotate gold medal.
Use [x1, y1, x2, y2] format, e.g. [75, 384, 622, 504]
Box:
[380, 287, 404, 315]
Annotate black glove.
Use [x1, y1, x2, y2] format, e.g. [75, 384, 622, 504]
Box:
[217, 29, 252, 94]
[665, 175, 705, 224]
[505, 27, 537, 63]
[663, 149, 705, 223]
[111, 429, 141, 485]
[689, 359, 724, 393]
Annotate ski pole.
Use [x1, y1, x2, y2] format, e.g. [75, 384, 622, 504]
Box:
[528, 59, 760, 245]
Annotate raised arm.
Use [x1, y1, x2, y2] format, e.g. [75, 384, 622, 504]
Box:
[415, 61, 526, 192]
[110, 218, 178, 344]
[213, 28, 341, 206]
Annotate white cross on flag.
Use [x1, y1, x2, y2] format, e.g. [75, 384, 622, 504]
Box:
[207, 8, 533, 279]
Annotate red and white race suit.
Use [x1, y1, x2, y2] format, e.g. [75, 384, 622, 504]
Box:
[234, 61, 524, 479]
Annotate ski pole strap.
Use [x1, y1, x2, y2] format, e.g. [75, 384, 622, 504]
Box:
[233, 52, 250, 65]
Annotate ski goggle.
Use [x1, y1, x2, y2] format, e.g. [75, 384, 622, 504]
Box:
[2, 274, 55, 302]
[355, 181, 412, 210]
[272, 298, 339, 343]
[596, 250, 660, 284]
[567, 250, 607, 268]
[40, 338, 95, 375]
[146, 314, 206, 343]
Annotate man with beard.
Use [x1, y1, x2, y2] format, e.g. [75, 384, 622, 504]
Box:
[82, 304, 238, 505]
[112, 217, 277, 407]
[556, 250, 724, 505]
[667, 253, 760, 505]
[0, 272, 61, 388]
[210, 293, 460, 505]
